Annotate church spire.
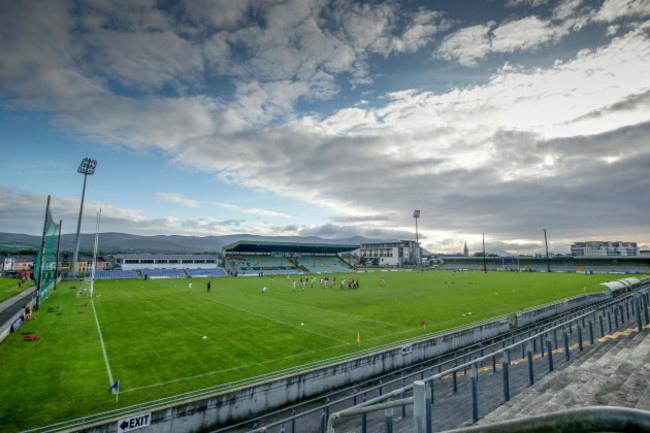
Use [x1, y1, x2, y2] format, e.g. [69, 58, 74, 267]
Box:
[463, 241, 469, 257]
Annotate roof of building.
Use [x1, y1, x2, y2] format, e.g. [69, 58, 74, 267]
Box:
[360, 240, 415, 248]
[221, 240, 358, 255]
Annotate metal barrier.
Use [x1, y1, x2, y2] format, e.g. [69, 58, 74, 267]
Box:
[234, 297, 616, 432]
[326, 290, 649, 433]
[238, 290, 647, 433]
[438, 406, 650, 433]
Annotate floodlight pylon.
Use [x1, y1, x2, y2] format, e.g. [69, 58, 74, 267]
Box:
[71, 158, 97, 277]
[413, 210, 420, 267]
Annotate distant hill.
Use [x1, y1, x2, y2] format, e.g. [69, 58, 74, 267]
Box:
[0, 232, 382, 255]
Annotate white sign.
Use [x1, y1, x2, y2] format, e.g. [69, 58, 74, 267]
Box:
[117, 413, 151, 433]
[3, 258, 13, 271]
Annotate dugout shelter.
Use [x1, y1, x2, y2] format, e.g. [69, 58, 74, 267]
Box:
[222, 240, 358, 276]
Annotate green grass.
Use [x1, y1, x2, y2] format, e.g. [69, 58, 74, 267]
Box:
[0, 271, 637, 432]
[0, 277, 32, 303]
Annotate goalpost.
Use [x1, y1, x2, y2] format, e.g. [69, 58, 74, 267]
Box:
[77, 209, 102, 298]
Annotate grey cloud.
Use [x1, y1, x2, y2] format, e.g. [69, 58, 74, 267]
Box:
[298, 223, 417, 240]
[0, 0, 106, 109]
[0, 187, 245, 236]
[0, 0, 443, 116]
[329, 214, 395, 223]
[207, 120, 650, 246]
[567, 90, 650, 123]
[82, 30, 204, 90]
[593, 0, 650, 23]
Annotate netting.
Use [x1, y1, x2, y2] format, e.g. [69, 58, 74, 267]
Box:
[35, 196, 61, 302]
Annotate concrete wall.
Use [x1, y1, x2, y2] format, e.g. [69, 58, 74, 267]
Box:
[78, 319, 510, 433]
[515, 291, 611, 328]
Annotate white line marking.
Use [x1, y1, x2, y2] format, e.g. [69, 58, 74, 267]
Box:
[120, 326, 425, 394]
[91, 296, 114, 387]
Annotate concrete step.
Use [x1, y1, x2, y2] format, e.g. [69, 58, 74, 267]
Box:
[630, 329, 650, 358]
[477, 327, 650, 426]
[569, 332, 618, 367]
[495, 387, 545, 420]
[608, 363, 650, 408]
[590, 333, 636, 367]
[636, 382, 650, 411]
[490, 364, 577, 420]
[590, 363, 633, 406]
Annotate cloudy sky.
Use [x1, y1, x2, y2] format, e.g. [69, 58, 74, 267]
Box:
[0, 0, 649, 255]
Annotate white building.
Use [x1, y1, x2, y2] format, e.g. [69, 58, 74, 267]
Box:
[570, 241, 639, 257]
[360, 240, 419, 266]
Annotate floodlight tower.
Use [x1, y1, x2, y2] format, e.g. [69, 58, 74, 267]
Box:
[413, 210, 420, 267]
[71, 158, 97, 277]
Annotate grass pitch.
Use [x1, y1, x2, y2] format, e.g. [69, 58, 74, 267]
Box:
[0, 271, 636, 431]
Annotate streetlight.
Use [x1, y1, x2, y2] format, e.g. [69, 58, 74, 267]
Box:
[413, 210, 420, 267]
[71, 158, 97, 277]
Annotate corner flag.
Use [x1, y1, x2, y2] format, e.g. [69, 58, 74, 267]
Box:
[109, 379, 120, 402]
[357, 332, 360, 346]
[109, 380, 119, 392]
[421, 320, 426, 330]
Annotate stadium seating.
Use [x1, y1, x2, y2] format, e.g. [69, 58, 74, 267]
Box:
[227, 256, 269, 275]
[184, 268, 225, 277]
[225, 254, 355, 276]
[93, 270, 139, 280]
[298, 255, 355, 273]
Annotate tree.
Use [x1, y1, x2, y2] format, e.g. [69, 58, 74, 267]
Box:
[372, 258, 380, 267]
[359, 256, 368, 266]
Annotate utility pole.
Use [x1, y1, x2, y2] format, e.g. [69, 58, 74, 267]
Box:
[544, 228, 551, 272]
[482, 233, 487, 273]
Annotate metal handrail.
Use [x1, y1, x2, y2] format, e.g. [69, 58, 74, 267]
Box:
[326, 292, 647, 432]
[249, 292, 641, 433]
[438, 406, 650, 433]
[242, 296, 617, 433]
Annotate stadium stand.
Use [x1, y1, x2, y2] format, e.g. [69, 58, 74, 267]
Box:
[439, 256, 650, 274]
[225, 255, 300, 276]
[93, 270, 139, 280]
[184, 268, 225, 278]
[222, 241, 358, 276]
[300, 255, 355, 273]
